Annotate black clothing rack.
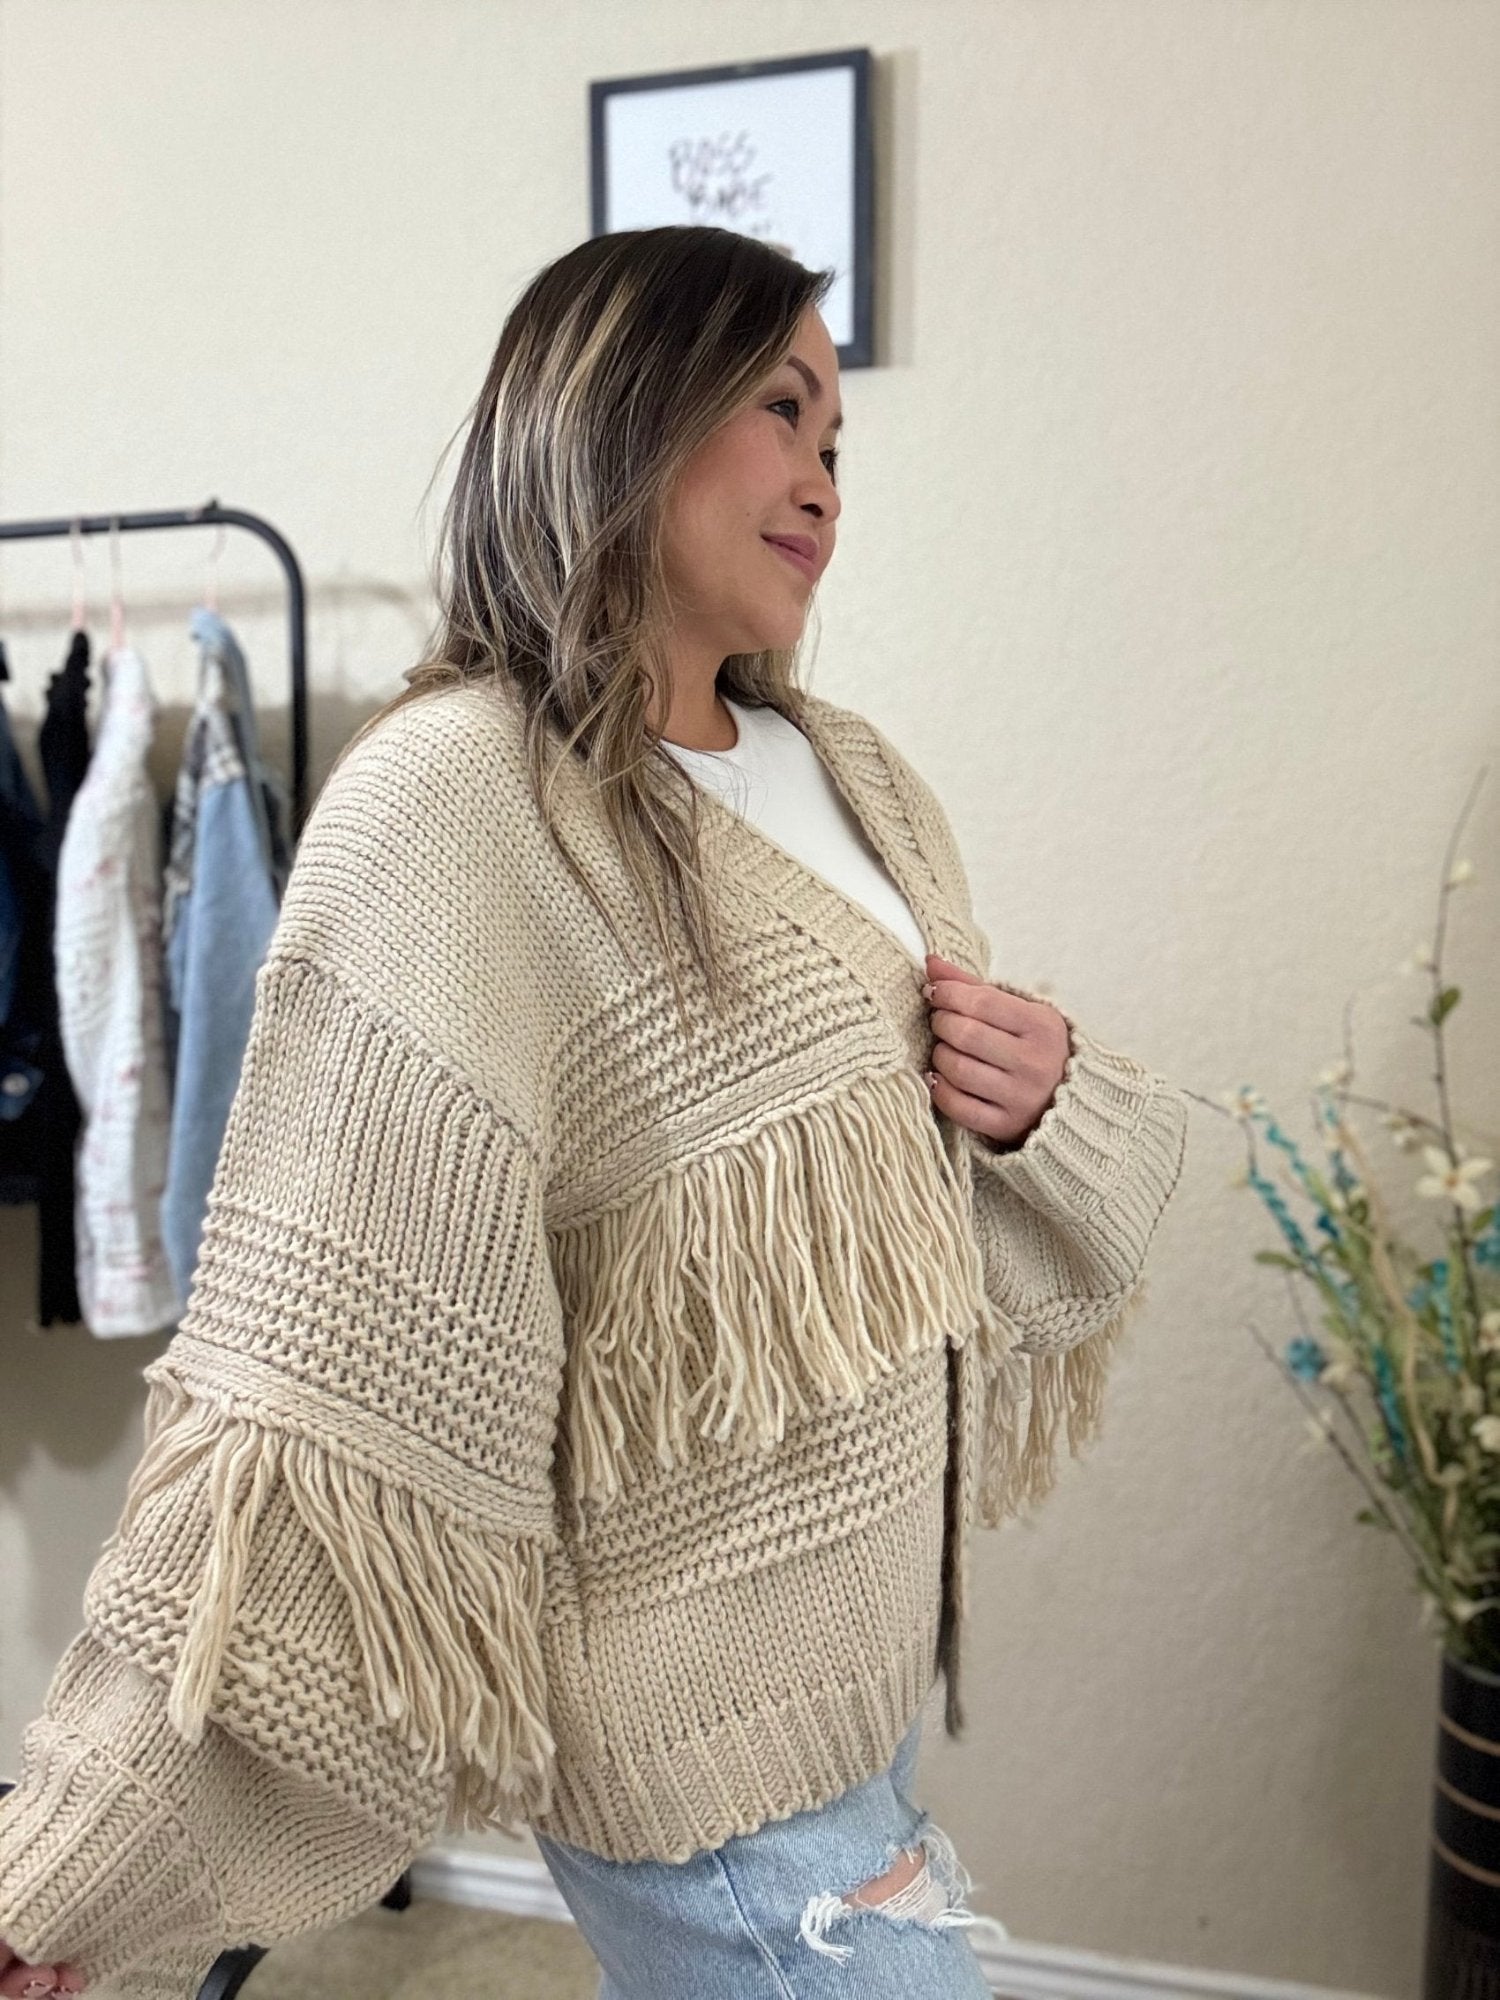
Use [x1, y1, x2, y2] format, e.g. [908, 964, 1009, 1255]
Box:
[0, 500, 309, 838]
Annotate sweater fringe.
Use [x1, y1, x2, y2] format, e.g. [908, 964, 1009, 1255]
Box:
[115, 1362, 557, 1829]
[551, 1065, 1005, 1509]
[974, 1274, 1154, 1527]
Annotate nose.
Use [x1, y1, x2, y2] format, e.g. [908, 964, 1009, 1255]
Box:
[800, 465, 841, 526]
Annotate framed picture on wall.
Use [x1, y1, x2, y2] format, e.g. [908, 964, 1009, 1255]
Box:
[588, 47, 875, 367]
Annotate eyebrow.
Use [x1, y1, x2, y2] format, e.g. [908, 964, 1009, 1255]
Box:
[787, 354, 844, 432]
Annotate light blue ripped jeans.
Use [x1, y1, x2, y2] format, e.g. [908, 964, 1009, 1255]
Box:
[532, 1705, 1009, 1997]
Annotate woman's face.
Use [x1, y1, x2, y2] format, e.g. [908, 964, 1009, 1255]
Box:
[660, 303, 843, 660]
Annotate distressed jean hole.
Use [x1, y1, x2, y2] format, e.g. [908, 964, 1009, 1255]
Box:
[799, 1821, 1012, 1962]
[842, 1845, 926, 1910]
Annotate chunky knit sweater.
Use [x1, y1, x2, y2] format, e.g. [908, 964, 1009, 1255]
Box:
[660, 694, 931, 964]
[0, 679, 1189, 2000]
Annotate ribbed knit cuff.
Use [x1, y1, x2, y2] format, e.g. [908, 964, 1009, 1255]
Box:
[0, 1640, 225, 1991]
[965, 985, 1190, 1293]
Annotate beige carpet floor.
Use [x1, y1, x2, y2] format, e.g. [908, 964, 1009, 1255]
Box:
[94, 1902, 602, 2000]
[244, 1901, 602, 2000]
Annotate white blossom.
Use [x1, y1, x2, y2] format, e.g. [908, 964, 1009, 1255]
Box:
[1219, 1086, 1268, 1121]
[1381, 1111, 1420, 1153]
[1416, 1146, 1495, 1212]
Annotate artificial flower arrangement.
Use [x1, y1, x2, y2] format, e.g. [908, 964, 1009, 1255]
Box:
[1186, 772, 1500, 1669]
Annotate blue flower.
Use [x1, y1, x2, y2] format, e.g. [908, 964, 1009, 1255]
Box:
[1247, 1163, 1315, 1266]
[1427, 1258, 1460, 1372]
[1372, 1346, 1410, 1466]
[1246, 1116, 1343, 1258]
[1286, 1336, 1328, 1382]
[1263, 1119, 1322, 1203]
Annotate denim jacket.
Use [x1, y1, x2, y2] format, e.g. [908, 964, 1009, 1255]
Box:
[159, 608, 292, 1304]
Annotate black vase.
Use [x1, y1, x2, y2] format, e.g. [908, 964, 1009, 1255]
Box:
[1425, 1650, 1500, 1996]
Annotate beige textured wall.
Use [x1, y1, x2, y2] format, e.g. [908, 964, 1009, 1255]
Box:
[2, 3, 1497, 1994]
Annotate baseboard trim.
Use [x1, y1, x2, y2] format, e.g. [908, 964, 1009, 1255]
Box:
[408, 1843, 1383, 2000]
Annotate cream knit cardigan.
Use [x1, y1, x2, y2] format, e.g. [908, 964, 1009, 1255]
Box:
[0, 681, 1189, 2000]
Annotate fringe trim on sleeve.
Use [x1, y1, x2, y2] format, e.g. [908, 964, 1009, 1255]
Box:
[974, 1275, 1154, 1527]
[550, 1066, 1005, 1510]
[112, 1363, 558, 1825]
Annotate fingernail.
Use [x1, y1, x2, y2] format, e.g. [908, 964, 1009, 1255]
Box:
[921, 983, 933, 1000]
[924, 1070, 937, 1090]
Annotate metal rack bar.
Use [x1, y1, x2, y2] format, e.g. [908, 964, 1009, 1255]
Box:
[0, 499, 309, 838]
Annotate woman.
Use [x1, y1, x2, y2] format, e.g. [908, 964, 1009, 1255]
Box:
[0, 227, 1188, 2000]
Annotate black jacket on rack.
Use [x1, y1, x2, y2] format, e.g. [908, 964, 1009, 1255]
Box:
[0, 631, 91, 1326]
[38, 629, 93, 867]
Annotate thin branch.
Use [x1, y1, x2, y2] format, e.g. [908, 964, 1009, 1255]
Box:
[1246, 1316, 1450, 1602]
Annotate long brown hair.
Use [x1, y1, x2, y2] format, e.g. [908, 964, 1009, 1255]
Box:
[332, 225, 836, 1026]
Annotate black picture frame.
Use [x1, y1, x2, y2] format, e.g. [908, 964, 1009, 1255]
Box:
[589, 46, 875, 368]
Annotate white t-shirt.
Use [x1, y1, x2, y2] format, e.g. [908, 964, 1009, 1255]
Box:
[659, 695, 927, 968]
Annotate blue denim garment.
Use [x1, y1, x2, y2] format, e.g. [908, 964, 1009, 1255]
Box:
[160, 609, 291, 1304]
[533, 1704, 1009, 1998]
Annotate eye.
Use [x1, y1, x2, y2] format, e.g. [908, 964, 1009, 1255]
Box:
[769, 394, 840, 482]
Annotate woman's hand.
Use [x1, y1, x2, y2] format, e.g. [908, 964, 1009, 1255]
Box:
[921, 952, 1069, 1153]
[0, 1942, 87, 1997]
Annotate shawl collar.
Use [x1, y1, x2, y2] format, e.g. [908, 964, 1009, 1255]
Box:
[687, 692, 989, 1035]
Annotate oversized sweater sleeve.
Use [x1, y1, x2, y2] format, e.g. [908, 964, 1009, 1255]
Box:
[960, 990, 1188, 1524]
[961, 975, 1190, 1359]
[0, 1627, 451, 2000]
[0, 708, 567, 1999]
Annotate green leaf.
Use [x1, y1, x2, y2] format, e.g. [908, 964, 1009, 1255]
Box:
[1430, 986, 1462, 1027]
[1254, 1251, 1304, 1271]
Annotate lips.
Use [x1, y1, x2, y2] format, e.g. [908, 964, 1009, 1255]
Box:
[763, 534, 818, 580]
